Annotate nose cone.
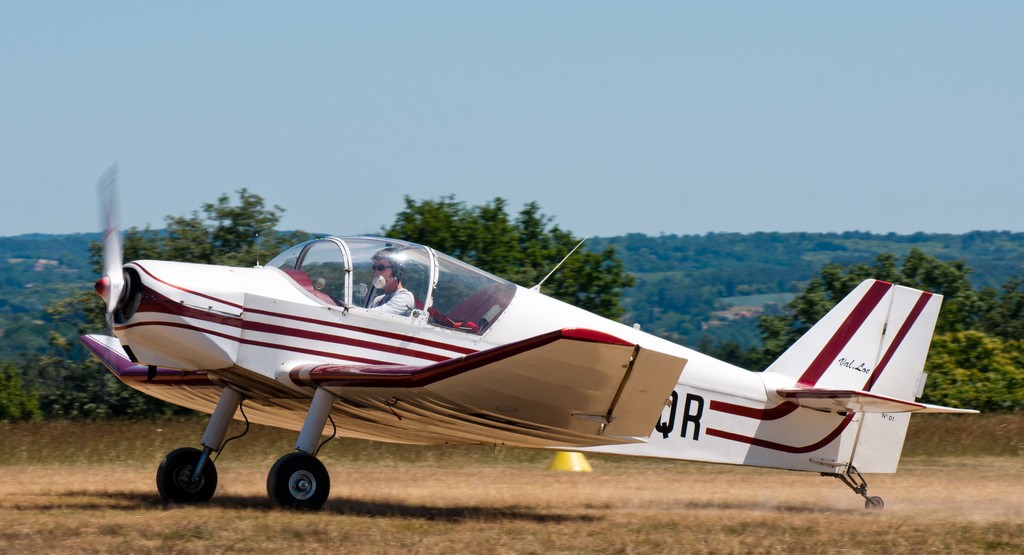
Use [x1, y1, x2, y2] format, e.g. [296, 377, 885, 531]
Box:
[95, 276, 112, 302]
[95, 270, 126, 322]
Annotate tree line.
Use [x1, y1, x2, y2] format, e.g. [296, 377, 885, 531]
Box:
[596, 230, 1024, 349]
[0, 192, 1020, 419]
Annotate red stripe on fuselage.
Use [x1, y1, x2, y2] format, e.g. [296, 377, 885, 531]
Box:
[134, 263, 244, 311]
[705, 413, 855, 454]
[123, 271, 479, 364]
[709, 400, 800, 420]
[120, 320, 396, 366]
[242, 319, 451, 362]
[133, 262, 476, 355]
[243, 306, 477, 356]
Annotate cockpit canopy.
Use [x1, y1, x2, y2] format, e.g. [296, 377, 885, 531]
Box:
[266, 237, 517, 334]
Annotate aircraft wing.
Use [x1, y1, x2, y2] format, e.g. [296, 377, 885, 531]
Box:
[83, 330, 687, 448]
[289, 328, 688, 442]
[777, 387, 979, 414]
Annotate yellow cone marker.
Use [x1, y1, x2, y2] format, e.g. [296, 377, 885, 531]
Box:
[547, 451, 593, 472]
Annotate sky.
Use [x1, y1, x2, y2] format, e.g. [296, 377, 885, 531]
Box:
[2, 2, 1022, 239]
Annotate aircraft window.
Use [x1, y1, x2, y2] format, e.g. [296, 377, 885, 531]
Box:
[345, 238, 430, 313]
[266, 240, 346, 305]
[298, 241, 347, 304]
[429, 252, 516, 334]
[267, 243, 305, 270]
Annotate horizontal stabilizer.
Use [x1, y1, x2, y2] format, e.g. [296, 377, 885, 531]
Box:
[777, 387, 978, 414]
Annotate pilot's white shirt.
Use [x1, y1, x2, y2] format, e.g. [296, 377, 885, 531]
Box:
[367, 288, 415, 316]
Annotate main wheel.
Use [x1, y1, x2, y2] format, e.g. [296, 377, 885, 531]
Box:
[267, 452, 330, 510]
[156, 447, 217, 504]
[865, 495, 885, 510]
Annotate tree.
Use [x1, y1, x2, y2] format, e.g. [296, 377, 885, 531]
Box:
[923, 331, 1024, 411]
[978, 274, 1024, 340]
[0, 361, 41, 421]
[27, 331, 179, 419]
[94, 188, 311, 270]
[383, 196, 635, 319]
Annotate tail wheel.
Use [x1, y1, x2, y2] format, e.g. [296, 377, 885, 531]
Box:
[156, 447, 217, 504]
[865, 496, 885, 510]
[267, 452, 330, 510]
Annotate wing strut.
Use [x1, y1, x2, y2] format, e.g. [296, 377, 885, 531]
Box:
[590, 345, 642, 434]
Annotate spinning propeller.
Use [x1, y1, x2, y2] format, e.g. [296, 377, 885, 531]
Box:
[94, 164, 124, 329]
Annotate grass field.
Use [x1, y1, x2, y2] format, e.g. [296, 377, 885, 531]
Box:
[1, 414, 1021, 554]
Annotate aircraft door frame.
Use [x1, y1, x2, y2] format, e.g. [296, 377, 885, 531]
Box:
[332, 237, 354, 307]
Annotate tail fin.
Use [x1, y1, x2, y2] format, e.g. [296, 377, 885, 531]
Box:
[763, 279, 975, 472]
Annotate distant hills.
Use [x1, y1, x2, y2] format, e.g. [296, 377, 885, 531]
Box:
[2, 230, 1022, 358]
[597, 231, 1024, 346]
[0, 233, 96, 314]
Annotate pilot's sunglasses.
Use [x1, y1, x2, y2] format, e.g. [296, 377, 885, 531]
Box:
[373, 264, 391, 271]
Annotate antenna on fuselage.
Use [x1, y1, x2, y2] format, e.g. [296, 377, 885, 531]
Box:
[254, 233, 262, 268]
[531, 235, 589, 293]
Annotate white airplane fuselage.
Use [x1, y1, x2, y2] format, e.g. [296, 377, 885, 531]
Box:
[111, 254, 791, 463]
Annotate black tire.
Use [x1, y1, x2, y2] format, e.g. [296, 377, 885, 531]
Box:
[865, 495, 885, 510]
[156, 447, 217, 504]
[267, 452, 330, 510]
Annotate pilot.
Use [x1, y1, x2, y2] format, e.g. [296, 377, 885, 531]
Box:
[366, 247, 415, 316]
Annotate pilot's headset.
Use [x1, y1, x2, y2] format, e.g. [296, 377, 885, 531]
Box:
[373, 247, 406, 282]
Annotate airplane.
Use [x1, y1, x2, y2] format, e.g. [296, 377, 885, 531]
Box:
[80, 175, 977, 511]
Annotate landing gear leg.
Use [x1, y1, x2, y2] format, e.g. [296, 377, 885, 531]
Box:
[823, 465, 884, 510]
[156, 387, 243, 503]
[267, 387, 335, 510]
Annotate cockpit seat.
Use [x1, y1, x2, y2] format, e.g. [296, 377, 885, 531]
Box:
[443, 282, 516, 333]
[282, 269, 337, 305]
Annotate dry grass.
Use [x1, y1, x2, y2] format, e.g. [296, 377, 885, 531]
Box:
[1, 415, 1021, 554]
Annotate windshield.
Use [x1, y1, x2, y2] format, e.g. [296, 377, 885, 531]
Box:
[267, 236, 517, 333]
[266, 239, 346, 305]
